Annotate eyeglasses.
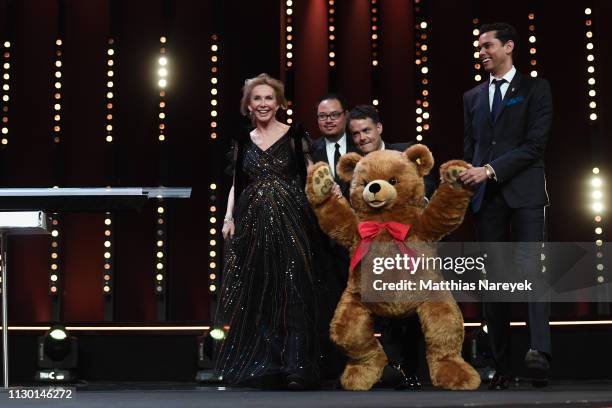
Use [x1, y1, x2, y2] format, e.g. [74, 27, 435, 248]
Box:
[317, 111, 344, 121]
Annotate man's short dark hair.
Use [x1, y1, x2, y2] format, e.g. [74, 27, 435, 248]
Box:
[317, 93, 349, 112]
[348, 104, 380, 124]
[479, 22, 519, 56]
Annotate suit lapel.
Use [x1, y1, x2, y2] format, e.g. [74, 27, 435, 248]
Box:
[311, 138, 329, 164]
[478, 81, 492, 126]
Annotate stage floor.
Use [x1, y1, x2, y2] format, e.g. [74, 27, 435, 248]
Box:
[0, 381, 612, 408]
[2, 381, 612, 407]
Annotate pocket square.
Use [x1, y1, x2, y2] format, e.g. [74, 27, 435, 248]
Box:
[506, 96, 524, 106]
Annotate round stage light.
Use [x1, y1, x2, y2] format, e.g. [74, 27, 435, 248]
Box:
[210, 328, 226, 340]
[49, 327, 67, 341]
[591, 177, 602, 187]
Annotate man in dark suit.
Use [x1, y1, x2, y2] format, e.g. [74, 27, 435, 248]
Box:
[311, 93, 359, 383]
[347, 104, 428, 390]
[460, 22, 553, 390]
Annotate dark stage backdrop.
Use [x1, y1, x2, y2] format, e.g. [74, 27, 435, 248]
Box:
[0, 0, 610, 324]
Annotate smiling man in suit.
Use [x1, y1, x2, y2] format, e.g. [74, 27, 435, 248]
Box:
[460, 22, 553, 390]
[349, 104, 435, 198]
[312, 93, 360, 198]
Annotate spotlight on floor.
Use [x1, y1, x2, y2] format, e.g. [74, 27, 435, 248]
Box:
[469, 324, 495, 381]
[195, 327, 225, 383]
[35, 324, 78, 382]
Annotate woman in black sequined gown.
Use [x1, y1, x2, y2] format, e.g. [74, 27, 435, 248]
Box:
[214, 74, 331, 389]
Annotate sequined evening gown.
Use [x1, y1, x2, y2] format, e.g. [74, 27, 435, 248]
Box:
[214, 129, 327, 386]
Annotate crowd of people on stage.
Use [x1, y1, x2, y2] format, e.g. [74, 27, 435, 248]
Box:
[213, 22, 553, 391]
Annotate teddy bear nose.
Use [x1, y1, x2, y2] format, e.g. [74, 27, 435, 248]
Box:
[368, 183, 381, 194]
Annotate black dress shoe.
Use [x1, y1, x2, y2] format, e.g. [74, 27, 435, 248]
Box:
[396, 373, 422, 391]
[524, 349, 550, 388]
[286, 373, 319, 391]
[389, 364, 422, 391]
[488, 372, 511, 390]
[286, 374, 306, 391]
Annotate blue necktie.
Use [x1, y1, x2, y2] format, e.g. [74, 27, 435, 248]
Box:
[491, 78, 506, 122]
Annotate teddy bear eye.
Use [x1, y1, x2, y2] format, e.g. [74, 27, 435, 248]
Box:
[362, 179, 369, 186]
[389, 177, 397, 185]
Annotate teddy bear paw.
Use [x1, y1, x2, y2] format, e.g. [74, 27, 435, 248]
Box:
[430, 357, 481, 390]
[440, 160, 470, 186]
[312, 164, 335, 198]
[444, 165, 465, 183]
[340, 362, 385, 391]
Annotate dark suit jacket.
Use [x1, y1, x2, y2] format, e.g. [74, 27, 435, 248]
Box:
[311, 135, 360, 198]
[463, 71, 552, 211]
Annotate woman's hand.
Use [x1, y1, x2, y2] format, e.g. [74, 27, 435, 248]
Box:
[222, 219, 235, 239]
[331, 183, 343, 199]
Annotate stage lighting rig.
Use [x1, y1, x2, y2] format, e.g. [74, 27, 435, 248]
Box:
[35, 324, 78, 382]
[195, 327, 226, 383]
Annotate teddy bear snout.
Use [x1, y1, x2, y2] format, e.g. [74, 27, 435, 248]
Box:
[368, 183, 381, 194]
[362, 180, 398, 208]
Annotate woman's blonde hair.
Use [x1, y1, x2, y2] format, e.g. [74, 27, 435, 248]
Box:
[240, 73, 288, 116]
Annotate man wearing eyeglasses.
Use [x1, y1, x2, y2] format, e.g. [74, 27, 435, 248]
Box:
[311, 93, 359, 385]
[311, 94, 360, 198]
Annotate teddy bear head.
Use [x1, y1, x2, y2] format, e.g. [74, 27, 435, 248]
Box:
[337, 144, 434, 220]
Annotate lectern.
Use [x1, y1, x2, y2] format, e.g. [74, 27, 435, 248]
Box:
[0, 187, 191, 389]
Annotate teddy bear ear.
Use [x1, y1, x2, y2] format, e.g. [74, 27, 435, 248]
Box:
[337, 152, 363, 182]
[403, 144, 434, 176]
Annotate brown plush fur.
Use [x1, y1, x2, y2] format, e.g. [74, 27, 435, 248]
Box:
[306, 144, 481, 391]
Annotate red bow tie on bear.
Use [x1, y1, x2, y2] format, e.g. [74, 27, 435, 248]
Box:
[350, 221, 417, 273]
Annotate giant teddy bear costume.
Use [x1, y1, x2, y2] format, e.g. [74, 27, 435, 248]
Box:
[306, 144, 481, 391]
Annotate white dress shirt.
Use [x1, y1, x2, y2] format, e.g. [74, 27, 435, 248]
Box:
[325, 133, 347, 177]
[489, 65, 516, 110]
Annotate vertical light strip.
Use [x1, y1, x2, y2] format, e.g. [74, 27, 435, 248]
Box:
[105, 38, 115, 144]
[208, 33, 221, 294]
[592, 167, 604, 285]
[155, 36, 168, 295]
[584, 7, 598, 123]
[284, 0, 294, 124]
[157, 36, 168, 143]
[103, 37, 116, 296]
[210, 35, 219, 140]
[584, 6, 605, 285]
[327, 0, 336, 69]
[49, 217, 61, 295]
[471, 19, 482, 82]
[1, 41, 10, 146]
[370, 0, 380, 107]
[592, 165, 605, 286]
[52, 39, 63, 145]
[49, 37, 64, 296]
[285, 0, 294, 70]
[102, 213, 114, 294]
[527, 13, 538, 77]
[527, 10, 546, 278]
[155, 196, 167, 295]
[414, 0, 430, 142]
[209, 183, 218, 293]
